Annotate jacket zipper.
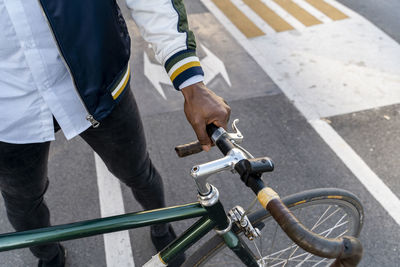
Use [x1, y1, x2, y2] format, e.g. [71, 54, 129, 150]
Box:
[37, 1, 100, 128]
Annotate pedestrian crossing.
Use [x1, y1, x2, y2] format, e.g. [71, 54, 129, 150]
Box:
[211, 0, 348, 37]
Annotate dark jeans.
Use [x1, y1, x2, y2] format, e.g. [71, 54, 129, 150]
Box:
[0, 89, 166, 261]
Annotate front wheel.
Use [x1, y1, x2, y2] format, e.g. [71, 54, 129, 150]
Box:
[183, 188, 364, 267]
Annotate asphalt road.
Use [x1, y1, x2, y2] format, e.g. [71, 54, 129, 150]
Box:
[0, 0, 399, 266]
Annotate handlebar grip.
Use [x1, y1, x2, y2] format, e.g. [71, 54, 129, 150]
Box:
[206, 123, 235, 156]
[206, 124, 220, 139]
[174, 123, 224, 157]
[266, 198, 363, 266]
[174, 141, 203, 157]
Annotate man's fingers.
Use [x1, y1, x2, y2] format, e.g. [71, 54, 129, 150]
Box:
[211, 119, 228, 130]
[192, 121, 212, 151]
[210, 100, 231, 130]
[202, 145, 211, 152]
[209, 108, 230, 130]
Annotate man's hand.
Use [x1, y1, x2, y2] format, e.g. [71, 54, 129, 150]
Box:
[181, 82, 231, 152]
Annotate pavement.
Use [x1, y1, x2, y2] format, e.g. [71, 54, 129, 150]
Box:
[0, 0, 399, 266]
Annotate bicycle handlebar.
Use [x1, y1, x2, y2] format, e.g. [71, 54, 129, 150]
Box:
[174, 124, 236, 158]
[204, 124, 363, 266]
[267, 198, 363, 266]
[175, 141, 203, 157]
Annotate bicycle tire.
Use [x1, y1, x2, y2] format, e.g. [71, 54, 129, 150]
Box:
[183, 188, 364, 267]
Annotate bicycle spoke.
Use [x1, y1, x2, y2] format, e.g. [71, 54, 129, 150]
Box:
[305, 205, 331, 231]
[295, 216, 350, 266]
[319, 215, 347, 237]
[263, 255, 329, 266]
[296, 252, 315, 266]
[286, 245, 301, 264]
[252, 239, 265, 266]
[261, 252, 334, 266]
[288, 206, 335, 266]
[262, 217, 347, 258]
[311, 207, 342, 231]
[259, 206, 350, 266]
[266, 222, 280, 265]
[265, 244, 298, 259]
[311, 257, 331, 266]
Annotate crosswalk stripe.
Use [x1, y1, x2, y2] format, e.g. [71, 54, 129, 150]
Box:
[273, 0, 322, 26]
[261, 0, 307, 30]
[291, 0, 332, 23]
[212, 0, 265, 38]
[305, 0, 348, 20]
[210, 0, 349, 37]
[231, 0, 277, 35]
[243, 0, 294, 32]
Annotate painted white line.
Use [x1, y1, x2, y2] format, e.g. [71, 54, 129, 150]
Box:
[231, 0, 276, 35]
[95, 153, 135, 267]
[323, 0, 352, 17]
[202, 0, 400, 225]
[202, 0, 252, 42]
[310, 119, 400, 225]
[260, 0, 306, 30]
[291, 0, 332, 23]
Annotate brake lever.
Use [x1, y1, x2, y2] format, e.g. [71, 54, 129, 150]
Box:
[228, 119, 243, 144]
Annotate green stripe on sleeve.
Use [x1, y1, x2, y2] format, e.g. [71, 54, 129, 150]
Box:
[165, 50, 197, 72]
[172, 0, 196, 50]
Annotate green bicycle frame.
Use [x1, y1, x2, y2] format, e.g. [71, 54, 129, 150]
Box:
[0, 200, 259, 266]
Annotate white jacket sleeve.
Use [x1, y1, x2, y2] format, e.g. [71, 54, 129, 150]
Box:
[125, 0, 204, 90]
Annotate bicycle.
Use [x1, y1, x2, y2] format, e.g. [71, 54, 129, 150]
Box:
[0, 119, 363, 266]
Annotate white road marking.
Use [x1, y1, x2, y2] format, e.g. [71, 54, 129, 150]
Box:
[202, 0, 400, 225]
[143, 44, 231, 99]
[143, 52, 170, 100]
[95, 153, 135, 267]
[310, 119, 400, 225]
[261, 0, 306, 30]
[200, 44, 232, 86]
[230, 0, 277, 35]
[250, 17, 400, 120]
[291, 0, 332, 23]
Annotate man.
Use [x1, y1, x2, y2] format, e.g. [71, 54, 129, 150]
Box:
[0, 0, 230, 266]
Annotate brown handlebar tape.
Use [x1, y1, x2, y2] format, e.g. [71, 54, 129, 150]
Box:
[266, 198, 363, 265]
[175, 141, 203, 157]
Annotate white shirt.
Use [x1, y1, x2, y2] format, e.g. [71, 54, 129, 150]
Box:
[0, 0, 91, 144]
[0, 0, 204, 144]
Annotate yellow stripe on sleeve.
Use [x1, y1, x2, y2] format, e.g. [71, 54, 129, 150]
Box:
[170, 61, 201, 81]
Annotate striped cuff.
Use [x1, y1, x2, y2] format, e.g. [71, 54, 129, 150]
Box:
[164, 50, 204, 90]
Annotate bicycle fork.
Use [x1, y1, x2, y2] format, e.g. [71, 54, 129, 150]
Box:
[198, 185, 260, 267]
[144, 184, 260, 267]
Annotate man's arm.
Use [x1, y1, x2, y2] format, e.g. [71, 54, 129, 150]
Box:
[125, 0, 201, 89]
[125, 0, 231, 150]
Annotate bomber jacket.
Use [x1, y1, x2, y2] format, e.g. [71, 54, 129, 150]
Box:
[38, 0, 204, 126]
